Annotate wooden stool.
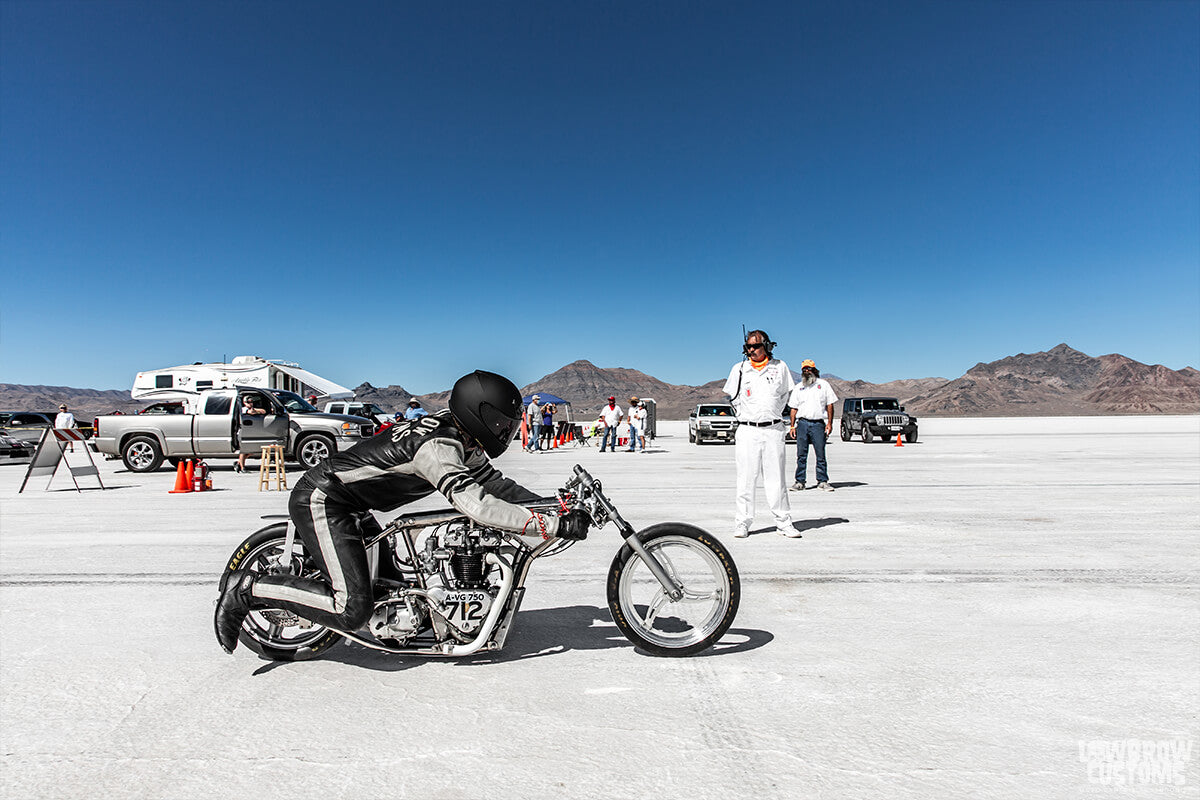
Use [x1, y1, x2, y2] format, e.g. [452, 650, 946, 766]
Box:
[258, 444, 288, 491]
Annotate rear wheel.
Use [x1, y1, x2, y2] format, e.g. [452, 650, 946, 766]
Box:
[607, 524, 740, 657]
[221, 523, 343, 661]
[122, 436, 164, 472]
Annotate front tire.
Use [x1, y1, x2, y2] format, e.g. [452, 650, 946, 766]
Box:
[607, 523, 740, 657]
[862, 424, 873, 443]
[295, 434, 335, 470]
[906, 429, 918, 443]
[221, 523, 343, 661]
[122, 435, 164, 472]
[840, 424, 851, 442]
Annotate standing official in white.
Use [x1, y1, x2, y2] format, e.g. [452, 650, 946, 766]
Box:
[723, 330, 799, 538]
[55, 403, 77, 452]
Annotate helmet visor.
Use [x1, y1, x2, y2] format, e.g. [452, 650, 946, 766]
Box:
[479, 402, 520, 446]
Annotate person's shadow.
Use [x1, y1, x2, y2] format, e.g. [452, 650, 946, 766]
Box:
[287, 604, 773, 672]
[749, 516, 850, 537]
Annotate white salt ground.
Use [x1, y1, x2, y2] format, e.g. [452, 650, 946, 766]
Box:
[1, 416, 1197, 799]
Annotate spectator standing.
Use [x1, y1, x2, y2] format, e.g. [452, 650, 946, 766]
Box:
[626, 396, 645, 452]
[526, 395, 543, 452]
[404, 399, 429, 420]
[55, 403, 76, 452]
[636, 401, 649, 451]
[598, 396, 623, 452]
[235, 394, 267, 473]
[722, 329, 799, 538]
[539, 402, 556, 450]
[788, 359, 838, 492]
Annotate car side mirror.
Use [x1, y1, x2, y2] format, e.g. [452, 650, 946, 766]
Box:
[900, 406, 905, 411]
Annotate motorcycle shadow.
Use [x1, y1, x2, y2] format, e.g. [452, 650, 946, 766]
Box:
[315, 605, 773, 672]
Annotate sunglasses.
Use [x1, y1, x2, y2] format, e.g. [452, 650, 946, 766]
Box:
[745, 342, 767, 350]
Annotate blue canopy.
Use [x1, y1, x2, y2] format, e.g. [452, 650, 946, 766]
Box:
[522, 392, 567, 406]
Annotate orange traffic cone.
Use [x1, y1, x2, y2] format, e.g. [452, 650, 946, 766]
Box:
[552, 434, 559, 449]
[168, 460, 192, 493]
[895, 433, 904, 447]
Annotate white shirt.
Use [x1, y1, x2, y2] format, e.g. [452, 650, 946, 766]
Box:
[599, 404, 623, 426]
[55, 411, 75, 429]
[527, 402, 541, 423]
[788, 379, 838, 421]
[723, 359, 795, 423]
[628, 407, 645, 429]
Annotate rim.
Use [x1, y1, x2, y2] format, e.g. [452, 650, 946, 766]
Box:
[128, 442, 155, 469]
[300, 439, 330, 467]
[617, 535, 731, 649]
[238, 537, 331, 650]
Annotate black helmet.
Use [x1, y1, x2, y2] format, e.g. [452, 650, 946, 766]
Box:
[449, 370, 523, 458]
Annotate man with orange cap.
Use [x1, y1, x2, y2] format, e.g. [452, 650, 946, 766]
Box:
[788, 359, 838, 492]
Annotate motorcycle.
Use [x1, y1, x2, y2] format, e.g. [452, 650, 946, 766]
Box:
[220, 464, 740, 660]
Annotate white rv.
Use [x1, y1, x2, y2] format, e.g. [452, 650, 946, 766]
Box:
[131, 356, 354, 402]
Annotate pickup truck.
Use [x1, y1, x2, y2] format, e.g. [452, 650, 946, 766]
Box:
[91, 388, 376, 472]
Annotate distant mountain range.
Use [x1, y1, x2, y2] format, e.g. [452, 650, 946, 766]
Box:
[3, 344, 1196, 421]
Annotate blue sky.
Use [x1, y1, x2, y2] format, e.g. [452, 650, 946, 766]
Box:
[2, 0, 1197, 394]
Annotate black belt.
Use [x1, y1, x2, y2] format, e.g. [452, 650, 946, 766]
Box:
[740, 419, 782, 427]
[798, 418, 824, 423]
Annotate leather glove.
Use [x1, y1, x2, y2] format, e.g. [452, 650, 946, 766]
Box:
[556, 509, 590, 541]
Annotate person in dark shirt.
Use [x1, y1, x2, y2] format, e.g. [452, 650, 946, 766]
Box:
[214, 371, 590, 653]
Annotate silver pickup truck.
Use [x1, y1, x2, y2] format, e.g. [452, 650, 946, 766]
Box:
[92, 388, 375, 472]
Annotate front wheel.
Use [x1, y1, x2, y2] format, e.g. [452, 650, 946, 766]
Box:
[607, 523, 740, 657]
[862, 424, 873, 443]
[294, 434, 334, 470]
[220, 523, 343, 661]
[906, 429, 918, 443]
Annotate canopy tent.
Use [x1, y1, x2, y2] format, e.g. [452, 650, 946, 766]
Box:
[522, 393, 573, 425]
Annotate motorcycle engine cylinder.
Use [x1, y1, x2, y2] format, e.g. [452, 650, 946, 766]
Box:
[449, 552, 488, 587]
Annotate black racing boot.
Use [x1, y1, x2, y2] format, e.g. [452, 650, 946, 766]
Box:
[214, 570, 255, 654]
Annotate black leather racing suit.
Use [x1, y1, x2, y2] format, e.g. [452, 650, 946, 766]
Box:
[250, 410, 559, 631]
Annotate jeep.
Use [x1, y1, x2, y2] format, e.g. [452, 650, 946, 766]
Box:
[840, 397, 918, 443]
[689, 403, 738, 444]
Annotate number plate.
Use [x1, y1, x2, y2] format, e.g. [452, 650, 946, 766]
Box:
[890, 426, 902, 431]
[442, 591, 489, 626]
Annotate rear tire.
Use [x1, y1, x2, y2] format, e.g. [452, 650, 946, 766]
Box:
[607, 524, 740, 657]
[220, 523, 343, 661]
[122, 435, 164, 472]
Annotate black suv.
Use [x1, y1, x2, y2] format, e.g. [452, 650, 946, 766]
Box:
[840, 397, 918, 443]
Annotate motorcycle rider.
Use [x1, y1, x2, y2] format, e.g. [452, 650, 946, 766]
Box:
[214, 370, 591, 654]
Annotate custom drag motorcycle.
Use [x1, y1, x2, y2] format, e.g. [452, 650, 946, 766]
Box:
[220, 465, 739, 660]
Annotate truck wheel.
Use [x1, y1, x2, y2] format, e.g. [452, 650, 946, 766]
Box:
[862, 424, 873, 443]
[688, 428, 695, 443]
[840, 424, 851, 442]
[295, 435, 334, 469]
[906, 429, 918, 443]
[122, 436, 164, 472]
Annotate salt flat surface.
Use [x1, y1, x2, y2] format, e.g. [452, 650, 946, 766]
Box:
[1, 416, 1197, 799]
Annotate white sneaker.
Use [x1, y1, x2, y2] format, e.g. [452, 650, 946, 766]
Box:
[790, 481, 805, 491]
[733, 526, 750, 539]
[777, 525, 803, 538]
[817, 481, 835, 492]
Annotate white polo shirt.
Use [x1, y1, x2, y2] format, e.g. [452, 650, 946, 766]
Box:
[722, 359, 795, 423]
[788, 379, 838, 421]
[599, 404, 623, 426]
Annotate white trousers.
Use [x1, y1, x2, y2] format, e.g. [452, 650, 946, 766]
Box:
[734, 423, 793, 530]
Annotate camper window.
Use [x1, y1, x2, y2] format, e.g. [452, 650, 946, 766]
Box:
[155, 375, 173, 388]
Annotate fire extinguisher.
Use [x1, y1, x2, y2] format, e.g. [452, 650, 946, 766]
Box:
[193, 459, 210, 492]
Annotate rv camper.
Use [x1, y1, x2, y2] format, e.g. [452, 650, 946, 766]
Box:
[131, 356, 353, 402]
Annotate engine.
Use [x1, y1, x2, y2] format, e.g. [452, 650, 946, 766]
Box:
[369, 522, 508, 645]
